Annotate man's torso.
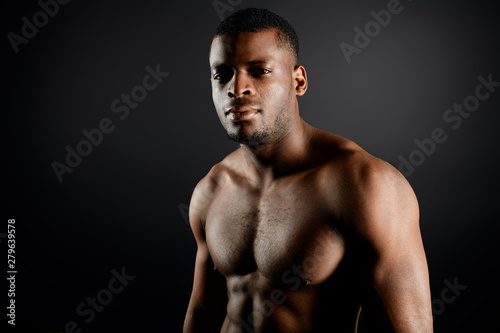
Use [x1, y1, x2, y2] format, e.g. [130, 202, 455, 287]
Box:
[203, 132, 371, 332]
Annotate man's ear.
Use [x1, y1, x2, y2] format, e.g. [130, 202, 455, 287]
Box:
[293, 65, 308, 96]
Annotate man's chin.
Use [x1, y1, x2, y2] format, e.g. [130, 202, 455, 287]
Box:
[226, 130, 269, 150]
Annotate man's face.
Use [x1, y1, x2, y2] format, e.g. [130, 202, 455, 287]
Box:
[209, 29, 301, 149]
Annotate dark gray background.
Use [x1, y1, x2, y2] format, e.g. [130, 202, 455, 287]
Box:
[5, 0, 500, 332]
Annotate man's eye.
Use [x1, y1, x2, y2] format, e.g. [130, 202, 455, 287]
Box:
[213, 72, 231, 81]
[252, 68, 271, 76]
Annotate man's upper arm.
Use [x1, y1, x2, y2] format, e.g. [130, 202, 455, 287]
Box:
[343, 160, 433, 332]
[183, 177, 227, 333]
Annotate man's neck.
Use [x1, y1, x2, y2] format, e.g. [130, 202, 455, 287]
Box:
[240, 118, 314, 185]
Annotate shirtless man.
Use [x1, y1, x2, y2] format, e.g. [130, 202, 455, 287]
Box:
[184, 8, 432, 333]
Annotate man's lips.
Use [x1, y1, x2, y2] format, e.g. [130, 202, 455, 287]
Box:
[225, 107, 259, 122]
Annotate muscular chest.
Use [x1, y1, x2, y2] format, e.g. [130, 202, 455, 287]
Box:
[204, 179, 345, 284]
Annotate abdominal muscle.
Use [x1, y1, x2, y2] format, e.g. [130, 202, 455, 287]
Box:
[220, 270, 360, 333]
[222, 275, 315, 333]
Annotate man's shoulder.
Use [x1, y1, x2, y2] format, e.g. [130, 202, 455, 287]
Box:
[198, 149, 241, 188]
[313, 129, 390, 179]
[189, 150, 242, 218]
[314, 129, 414, 211]
[311, 130, 418, 238]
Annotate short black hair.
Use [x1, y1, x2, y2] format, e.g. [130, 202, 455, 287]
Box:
[211, 8, 299, 65]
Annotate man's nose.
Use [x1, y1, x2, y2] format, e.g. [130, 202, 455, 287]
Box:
[228, 72, 254, 98]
